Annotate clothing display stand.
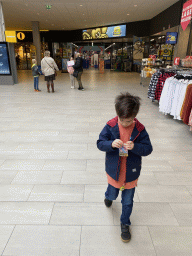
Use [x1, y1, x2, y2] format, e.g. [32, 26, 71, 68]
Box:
[140, 64, 164, 87]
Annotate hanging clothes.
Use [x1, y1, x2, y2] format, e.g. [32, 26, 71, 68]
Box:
[155, 72, 175, 101]
[148, 70, 161, 100]
[189, 109, 192, 131]
[180, 84, 192, 124]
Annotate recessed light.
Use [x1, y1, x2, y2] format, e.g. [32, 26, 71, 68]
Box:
[80, 5, 83, 6]
[127, 14, 129, 15]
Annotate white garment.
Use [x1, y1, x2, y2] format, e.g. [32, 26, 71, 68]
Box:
[41, 57, 59, 76]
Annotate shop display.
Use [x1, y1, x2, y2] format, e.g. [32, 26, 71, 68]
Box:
[0, 42, 11, 75]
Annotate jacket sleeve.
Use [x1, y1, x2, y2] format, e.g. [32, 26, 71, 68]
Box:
[73, 58, 80, 69]
[41, 59, 45, 73]
[131, 128, 153, 157]
[52, 59, 59, 71]
[97, 125, 117, 153]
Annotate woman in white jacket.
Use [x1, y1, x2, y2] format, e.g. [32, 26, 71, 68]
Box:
[41, 51, 59, 93]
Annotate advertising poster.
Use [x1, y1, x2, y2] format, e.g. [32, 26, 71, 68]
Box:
[0, 43, 11, 75]
[82, 25, 126, 40]
[181, 0, 192, 31]
[133, 36, 144, 62]
[166, 32, 178, 44]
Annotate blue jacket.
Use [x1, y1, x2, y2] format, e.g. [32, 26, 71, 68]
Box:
[97, 116, 153, 182]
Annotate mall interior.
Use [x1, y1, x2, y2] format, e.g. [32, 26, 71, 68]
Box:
[0, 0, 192, 255]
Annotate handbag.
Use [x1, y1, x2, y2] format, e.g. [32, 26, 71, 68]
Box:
[73, 70, 79, 78]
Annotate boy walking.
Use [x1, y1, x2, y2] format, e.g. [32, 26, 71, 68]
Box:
[32, 59, 41, 92]
[97, 93, 153, 243]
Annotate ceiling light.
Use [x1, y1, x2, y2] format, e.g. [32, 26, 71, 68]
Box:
[127, 14, 129, 15]
[158, 37, 162, 39]
[134, 5, 137, 7]
[150, 39, 155, 41]
[80, 5, 83, 6]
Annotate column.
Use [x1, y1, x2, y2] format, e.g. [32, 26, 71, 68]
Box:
[0, 1, 5, 41]
[31, 21, 41, 65]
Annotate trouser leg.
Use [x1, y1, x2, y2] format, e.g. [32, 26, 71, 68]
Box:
[105, 184, 119, 201]
[51, 82, 54, 92]
[76, 72, 83, 89]
[120, 187, 135, 225]
[47, 81, 50, 92]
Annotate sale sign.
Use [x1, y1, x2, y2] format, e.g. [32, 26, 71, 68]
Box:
[174, 57, 180, 66]
[181, 0, 192, 31]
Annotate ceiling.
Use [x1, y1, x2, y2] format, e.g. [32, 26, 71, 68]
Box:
[2, 0, 180, 31]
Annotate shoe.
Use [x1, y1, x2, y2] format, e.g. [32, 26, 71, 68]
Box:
[81, 88, 85, 91]
[34, 89, 38, 92]
[71, 86, 75, 89]
[104, 198, 112, 208]
[121, 224, 131, 243]
[52, 91, 55, 93]
[47, 90, 50, 93]
[37, 89, 41, 92]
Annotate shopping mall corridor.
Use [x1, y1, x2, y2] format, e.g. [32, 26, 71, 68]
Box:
[0, 69, 192, 256]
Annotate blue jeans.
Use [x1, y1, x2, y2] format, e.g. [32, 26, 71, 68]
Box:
[105, 184, 135, 226]
[34, 76, 39, 90]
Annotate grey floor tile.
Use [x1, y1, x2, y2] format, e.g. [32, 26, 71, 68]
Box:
[137, 185, 192, 203]
[149, 226, 192, 256]
[0, 202, 53, 224]
[0, 225, 14, 255]
[84, 185, 140, 203]
[0, 160, 45, 171]
[0, 171, 18, 184]
[67, 150, 104, 159]
[137, 172, 158, 185]
[11, 171, 63, 184]
[113, 202, 179, 226]
[16, 143, 54, 151]
[52, 143, 87, 151]
[80, 226, 156, 256]
[43, 159, 86, 171]
[142, 160, 174, 172]
[168, 161, 192, 172]
[170, 203, 192, 226]
[86, 159, 105, 172]
[27, 150, 68, 160]
[28, 184, 84, 202]
[0, 185, 33, 201]
[50, 203, 114, 225]
[3, 225, 81, 256]
[60, 171, 106, 185]
[154, 172, 192, 185]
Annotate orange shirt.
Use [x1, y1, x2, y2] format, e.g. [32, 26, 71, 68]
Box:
[107, 120, 138, 189]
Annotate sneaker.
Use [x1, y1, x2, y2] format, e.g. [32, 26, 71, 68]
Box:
[71, 86, 75, 89]
[104, 198, 112, 208]
[81, 88, 85, 91]
[121, 224, 131, 243]
[37, 89, 41, 92]
[34, 89, 38, 92]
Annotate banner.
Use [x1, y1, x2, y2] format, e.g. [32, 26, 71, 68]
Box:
[181, 0, 192, 31]
[166, 32, 178, 44]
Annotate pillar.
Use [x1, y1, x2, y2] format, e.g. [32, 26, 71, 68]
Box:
[0, 1, 5, 41]
[31, 21, 41, 65]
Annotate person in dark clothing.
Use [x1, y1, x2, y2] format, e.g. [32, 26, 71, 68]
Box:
[31, 59, 41, 92]
[73, 53, 84, 91]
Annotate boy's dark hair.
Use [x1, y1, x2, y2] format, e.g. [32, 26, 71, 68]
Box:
[115, 92, 141, 118]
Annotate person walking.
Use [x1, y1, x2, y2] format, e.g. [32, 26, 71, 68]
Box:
[67, 55, 75, 89]
[97, 92, 153, 243]
[73, 53, 84, 91]
[31, 59, 41, 92]
[41, 51, 59, 93]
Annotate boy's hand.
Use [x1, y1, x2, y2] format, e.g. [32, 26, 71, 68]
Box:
[124, 141, 134, 150]
[112, 139, 124, 148]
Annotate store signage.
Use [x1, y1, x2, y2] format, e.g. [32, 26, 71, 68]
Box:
[181, 0, 192, 31]
[17, 32, 25, 40]
[5, 31, 17, 43]
[166, 32, 178, 44]
[46, 5, 51, 10]
[174, 57, 180, 65]
[0, 43, 11, 75]
[82, 25, 126, 40]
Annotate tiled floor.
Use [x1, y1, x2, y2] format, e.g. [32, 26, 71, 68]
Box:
[0, 69, 192, 255]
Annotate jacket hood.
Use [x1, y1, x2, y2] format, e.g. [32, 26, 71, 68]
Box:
[107, 116, 145, 132]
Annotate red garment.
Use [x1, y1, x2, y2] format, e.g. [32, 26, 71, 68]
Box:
[107, 120, 138, 189]
[155, 72, 175, 101]
[180, 84, 192, 124]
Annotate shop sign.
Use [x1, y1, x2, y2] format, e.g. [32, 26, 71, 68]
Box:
[82, 25, 126, 40]
[17, 32, 25, 40]
[174, 57, 180, 65]
[166, 32, 178, 44]
[5, 31, 17, 43]
[181, 0, 192, 31]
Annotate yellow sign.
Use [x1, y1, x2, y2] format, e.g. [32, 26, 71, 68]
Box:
[5, 31, 17, 43]
[17, 32, 25, 40]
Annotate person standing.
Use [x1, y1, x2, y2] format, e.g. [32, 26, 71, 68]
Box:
[73, 53, 84, 91]
[41, 51, 59, 93]
[67, 55, 75, 89]
[31, 59, 41, 92]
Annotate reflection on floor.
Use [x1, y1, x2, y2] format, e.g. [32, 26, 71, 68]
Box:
[0, 69, 192, 256]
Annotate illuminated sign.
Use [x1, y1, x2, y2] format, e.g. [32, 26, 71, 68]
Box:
[5, 31, 17, 43]
[0, 43, 11, 75]
[17, 32, 25, 40]
[166, 32, 178, 44]
[83, 25, 126, 40]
